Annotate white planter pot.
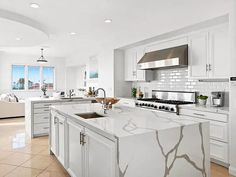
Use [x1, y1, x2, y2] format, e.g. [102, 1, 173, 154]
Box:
[198, 99, 207, 106]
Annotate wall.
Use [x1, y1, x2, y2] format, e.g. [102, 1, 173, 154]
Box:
[66, 46, 114, 97]
[0, 52, 66, 99]
[134, 68, 229, 106]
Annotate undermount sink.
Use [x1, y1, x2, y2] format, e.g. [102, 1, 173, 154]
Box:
[75, 112, 104, 119]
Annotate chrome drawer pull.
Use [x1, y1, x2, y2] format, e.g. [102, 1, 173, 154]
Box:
[43, 127, 49, 129]
[59, 122, 63, 125]
[193, 113, 206, 117]
[43, 117, 49, 119]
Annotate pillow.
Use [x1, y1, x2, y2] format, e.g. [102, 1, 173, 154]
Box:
[0, 93, 19, 102]
[0, 94, 9, 102]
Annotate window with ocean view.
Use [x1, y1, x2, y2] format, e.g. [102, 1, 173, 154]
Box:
[43, 67, 54, 90]
[28, 66, 40, 90]
[11, 65, 55, 90]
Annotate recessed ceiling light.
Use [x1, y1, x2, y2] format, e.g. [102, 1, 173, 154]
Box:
[30, 3, 40, 8]
[104, 19, 112, 23]
[16, 37, 21, 41]
[69, 32, 77, 35]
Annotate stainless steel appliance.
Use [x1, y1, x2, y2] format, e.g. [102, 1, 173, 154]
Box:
[137, 45, 188, 70]
[211, 92, 224, 107]
[135, 90, 196, 115]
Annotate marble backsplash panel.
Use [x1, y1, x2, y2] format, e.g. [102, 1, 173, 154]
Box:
[134, 68, 229, 106]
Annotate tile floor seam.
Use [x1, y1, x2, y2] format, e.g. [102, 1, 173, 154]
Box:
[1, 164, 18, 177]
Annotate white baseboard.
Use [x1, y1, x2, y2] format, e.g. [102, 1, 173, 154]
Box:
[229, 166, 236, 176]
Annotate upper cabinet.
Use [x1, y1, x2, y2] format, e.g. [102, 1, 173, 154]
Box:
[209, 24, 230, 78]
[188, 24, 229, 79]
[188, 32, 209, 78]
[124, 46, 152, 81]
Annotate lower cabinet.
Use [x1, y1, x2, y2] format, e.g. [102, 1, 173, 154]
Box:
[67, 120, 84, 177]
[58, 114, 66, 166]
[210, 139, 228, 164]
[50, 110, 117, 177]
[50, 111, 58, 155]
[84, 129, 116, 177]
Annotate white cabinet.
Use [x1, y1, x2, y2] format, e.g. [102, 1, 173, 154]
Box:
[50, 111, 116, 177]
[188, 32, 208, 78]
[25, 99, 91, 138]
[209, 24, 230, 78]
[210, 139, 228, 163]
[188, 24, 229, 79]
[67, 120, 84, 177]
[57, 114, 66, 166]
[124, 48, 136, 81]
[84, 129, 116, 177]
[50, 111, 58, 155]
[124, 47, 152, 81]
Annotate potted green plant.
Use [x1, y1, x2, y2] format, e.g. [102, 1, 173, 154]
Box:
[41, 85, 47, 98]
[197, 95, 208, 106]
[131, 88, 137, 98]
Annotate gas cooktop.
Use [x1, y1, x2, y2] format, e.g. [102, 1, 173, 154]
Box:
[135, 91, 196, 115]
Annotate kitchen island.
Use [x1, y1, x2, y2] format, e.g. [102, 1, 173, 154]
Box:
[25, 97, 95, 137]
[49, 103, 210, 177]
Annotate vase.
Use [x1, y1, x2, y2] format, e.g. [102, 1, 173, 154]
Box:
[198, 99, 207, 106]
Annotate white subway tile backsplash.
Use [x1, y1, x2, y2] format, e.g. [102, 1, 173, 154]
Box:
[134, 68, 229, 104]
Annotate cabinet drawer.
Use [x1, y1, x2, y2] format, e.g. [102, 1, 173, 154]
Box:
[118, 99, 135, 107]
[180, 109, 228, 122]
[34, 123, 49, 135]
[34, 113, 49, 124]
[34, 108, 50, 114]
[210, 139, 228, 163]
[34, 103, 52, 108]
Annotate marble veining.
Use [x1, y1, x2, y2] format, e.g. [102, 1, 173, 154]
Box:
[155, 123, 207, 177]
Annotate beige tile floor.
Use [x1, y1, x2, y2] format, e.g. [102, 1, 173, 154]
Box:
[0, 118, 69, 177]
[0, 117, 234, 177]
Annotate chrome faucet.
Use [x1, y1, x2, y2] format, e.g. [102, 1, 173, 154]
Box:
[69, 89, 74, 99]
[95, 88, 109, 114]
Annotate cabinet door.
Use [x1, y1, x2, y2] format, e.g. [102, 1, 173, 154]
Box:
[210, 139, 228, 163]
[124, 49, 136, 81]
[188, 32, 209, 78]
[58, 115, 66, 166]
[209, 24, 229, 78]
[136, 47, 146, 81]
[67, 120, 84, 177]
[50, 111, 58, 155]
[85, 129, 116, 177]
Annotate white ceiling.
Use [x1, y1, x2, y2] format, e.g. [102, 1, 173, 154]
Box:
[0, 0, 233, 61]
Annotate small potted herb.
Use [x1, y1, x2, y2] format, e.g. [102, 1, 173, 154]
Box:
[131, 88, 137, 98]
[197, 95, 208, 106]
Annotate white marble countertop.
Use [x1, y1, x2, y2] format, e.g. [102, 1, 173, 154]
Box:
[179, 104, 229, 114]
[27, 97, 95, 103]
[51, 103, 208, 140]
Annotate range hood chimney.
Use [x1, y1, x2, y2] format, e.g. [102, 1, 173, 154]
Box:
[137, 45, 188, 70]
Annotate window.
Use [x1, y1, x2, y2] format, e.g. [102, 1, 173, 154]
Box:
[12, 65, 25, 90]
[43, 67, 54, 90]
[11, 65, 55, 91]
[28, 66, 40, 90]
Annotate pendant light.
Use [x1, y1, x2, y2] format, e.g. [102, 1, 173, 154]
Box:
[37, 48, 48, 63]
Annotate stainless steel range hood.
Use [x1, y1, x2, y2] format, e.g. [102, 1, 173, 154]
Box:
[137, 45, 188, 70]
